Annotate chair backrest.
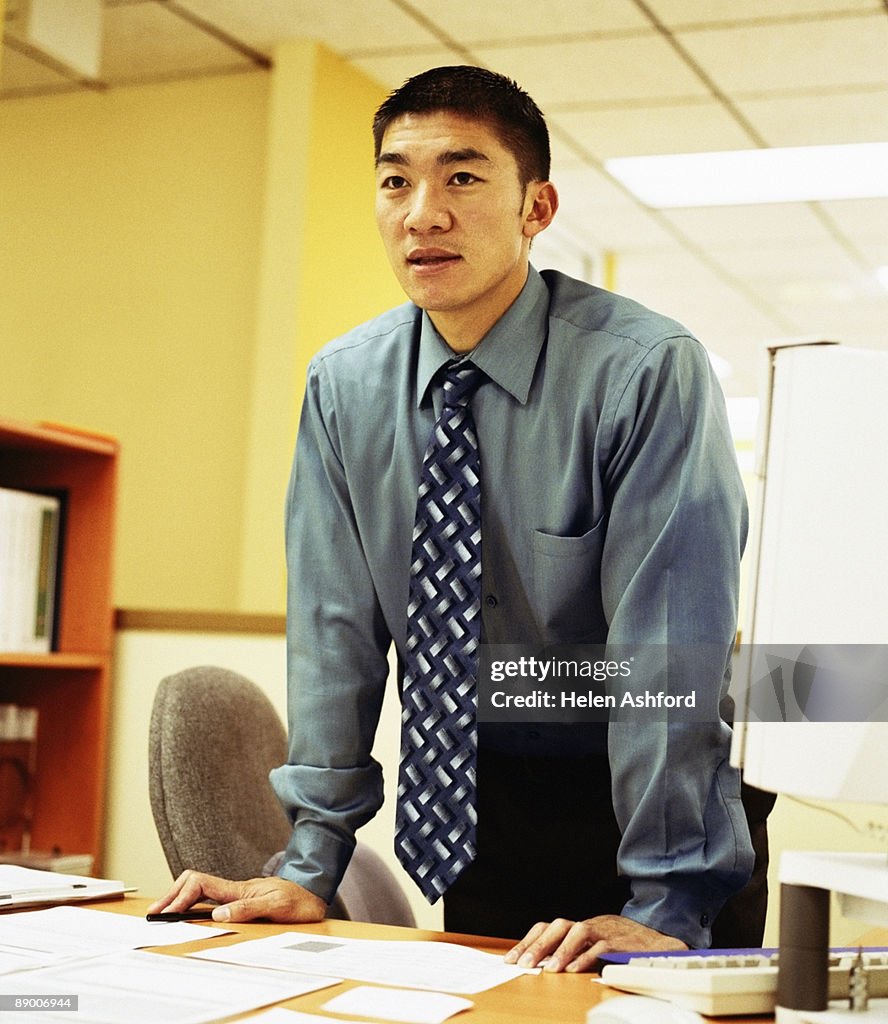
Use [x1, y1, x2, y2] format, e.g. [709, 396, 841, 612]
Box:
[336, 841, 416, 927]
[149, 666, 292, 881]
[148, 665, 416, 927]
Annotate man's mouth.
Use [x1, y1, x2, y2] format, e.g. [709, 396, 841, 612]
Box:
[407, 249, 461, 267]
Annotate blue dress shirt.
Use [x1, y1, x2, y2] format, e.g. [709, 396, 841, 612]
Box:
[271, 267, 754, 947]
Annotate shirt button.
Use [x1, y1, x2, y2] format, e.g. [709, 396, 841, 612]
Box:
[700, 912, 711, 927]
[485, 594, 498, 608]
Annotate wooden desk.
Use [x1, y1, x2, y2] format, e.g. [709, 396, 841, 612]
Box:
[89, 897, 771, 1024]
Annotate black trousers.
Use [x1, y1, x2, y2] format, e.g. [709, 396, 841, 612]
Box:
[443, 747, 774, 945]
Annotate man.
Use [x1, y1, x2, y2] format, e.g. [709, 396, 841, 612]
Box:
[150, 66, 758, 970]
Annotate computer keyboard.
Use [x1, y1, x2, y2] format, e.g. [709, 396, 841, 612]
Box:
[600, 950, 888, 1016]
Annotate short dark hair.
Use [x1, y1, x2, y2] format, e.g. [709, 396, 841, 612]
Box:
[372, 66, 551, 189]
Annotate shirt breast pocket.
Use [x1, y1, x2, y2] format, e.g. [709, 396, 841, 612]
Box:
[531, 521, 607, 642]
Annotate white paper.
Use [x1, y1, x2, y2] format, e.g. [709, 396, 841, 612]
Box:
[0, 906, 232, 975]
[0, 949, 340, 1024]
[0, 866, 125, 908]
[240, 1012, 365, 1024]
[322, 985, 473, 1023]
[190, 933, 536, 994]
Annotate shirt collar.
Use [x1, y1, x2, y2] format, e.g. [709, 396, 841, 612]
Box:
[415, 266, 549, 407]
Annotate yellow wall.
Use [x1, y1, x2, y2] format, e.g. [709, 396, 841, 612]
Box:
[238, 43, 403, 611]
[0, 72, 268, 609]
[300, 46, 404, 362]
[0, 45, 402, 613]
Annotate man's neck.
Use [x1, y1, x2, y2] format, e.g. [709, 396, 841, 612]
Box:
[428, 265, 530, 352]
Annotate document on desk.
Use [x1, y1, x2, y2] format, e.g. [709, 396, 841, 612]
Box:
[242, 1012, 367, 1024]
[0, 865, 126, 908]
[243, 1006, 469, 1024]
[0, 906, 232, 975]
[322, 985, 474, 1023]
[0, 949, 340, 1024]
[190, 933, 537, 994]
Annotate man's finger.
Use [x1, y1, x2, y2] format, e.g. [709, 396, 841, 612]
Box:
[153, 872, 245, 914]
[212, 897, 259, 923]
[541, 921, 601, 972]
[504, 921, 548, 964]
[146, 871, 208, 914]
[515, 919, 575, 968]
[563, 940, 609, 974]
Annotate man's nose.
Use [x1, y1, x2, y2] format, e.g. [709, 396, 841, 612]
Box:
[404, 183, 451, 232]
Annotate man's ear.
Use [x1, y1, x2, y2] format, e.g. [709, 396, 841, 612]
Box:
[522, 181, 559, 240]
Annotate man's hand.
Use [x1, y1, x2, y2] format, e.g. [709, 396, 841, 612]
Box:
[145, 872, 327, 924]
[504, 914, 687, 973]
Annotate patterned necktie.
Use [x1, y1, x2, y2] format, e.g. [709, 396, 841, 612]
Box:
[395, 360, 484, 902]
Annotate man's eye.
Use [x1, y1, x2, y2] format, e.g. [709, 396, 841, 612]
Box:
[381, 175, 408, 190]
[451, 172, 478, 186]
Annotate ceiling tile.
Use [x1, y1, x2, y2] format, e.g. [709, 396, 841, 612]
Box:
[860, 241, 888, 266]
[616, 250, 733, 304]
[1, 44, 78, 94]
[676, 16, 888, 93]
[176, 0, 440, 55]
[708, 240, 866, 295]
[549, 134, 590, 169]
[472, 34, 711, 107]
[646, 0, 882, 27]
[2, 0, 886, 396]
[348, 48, 467, 90]
[551, 164, 680, 252]
[661, 203, 839, 247]
[551, 99, 753, 159]
[552, 162, 631, 207]
[563, 200, 683, 253]
[737, 87, 888, 146]
[770, 295, 888, 348]
[819, 198, 888, 242]
[405, 0, 652, 43]
[101, 3, 255, 80]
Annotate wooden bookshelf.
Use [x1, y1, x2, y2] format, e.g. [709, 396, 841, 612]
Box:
[0, 417, 118, 871]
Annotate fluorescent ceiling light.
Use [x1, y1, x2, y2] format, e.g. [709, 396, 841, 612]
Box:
[606, 142, 888, 209]
[878, 267, 888, 293]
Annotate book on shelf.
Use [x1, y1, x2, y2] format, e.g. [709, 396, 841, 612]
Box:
[0, 850, 94, 875]
[0, 486, 62, 654]
[0, 703, 39, 855]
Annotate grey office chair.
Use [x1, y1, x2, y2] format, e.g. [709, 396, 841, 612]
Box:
[148, 665, 415, 927]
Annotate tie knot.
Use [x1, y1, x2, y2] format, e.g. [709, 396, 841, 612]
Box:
[441, 361, 484, 408]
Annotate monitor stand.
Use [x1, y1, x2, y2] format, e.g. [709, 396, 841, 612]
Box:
[777, 851, 888, 1023]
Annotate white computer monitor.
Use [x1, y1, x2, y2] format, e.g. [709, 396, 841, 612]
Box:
[730, 343, 888, 806]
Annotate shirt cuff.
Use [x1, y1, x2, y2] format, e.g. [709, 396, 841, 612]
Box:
[274, 820, 355, 905]
[620, 868, 750, 949]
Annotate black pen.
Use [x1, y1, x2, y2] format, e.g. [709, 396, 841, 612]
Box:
[146, 908, 217, 922]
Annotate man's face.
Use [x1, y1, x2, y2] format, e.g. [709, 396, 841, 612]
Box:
[374, 111, 554, 348]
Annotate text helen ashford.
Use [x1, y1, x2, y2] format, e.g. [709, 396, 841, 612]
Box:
[488, 689, 698, 709]
[484, 655, 698, 709]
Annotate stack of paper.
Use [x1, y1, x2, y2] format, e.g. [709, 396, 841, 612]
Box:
[0, 865, 126, 909]
[190, 932, 537, 994]
[0, 903, 535, 1024]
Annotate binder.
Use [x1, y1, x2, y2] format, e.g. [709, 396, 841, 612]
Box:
[0, 486, 61, 654]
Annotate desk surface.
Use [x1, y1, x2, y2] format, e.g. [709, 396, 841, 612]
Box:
[84, 897, 770, 1024]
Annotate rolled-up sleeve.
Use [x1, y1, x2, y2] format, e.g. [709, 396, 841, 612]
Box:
[270, 355, 392, 904]
[602, 332, 754, 947]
